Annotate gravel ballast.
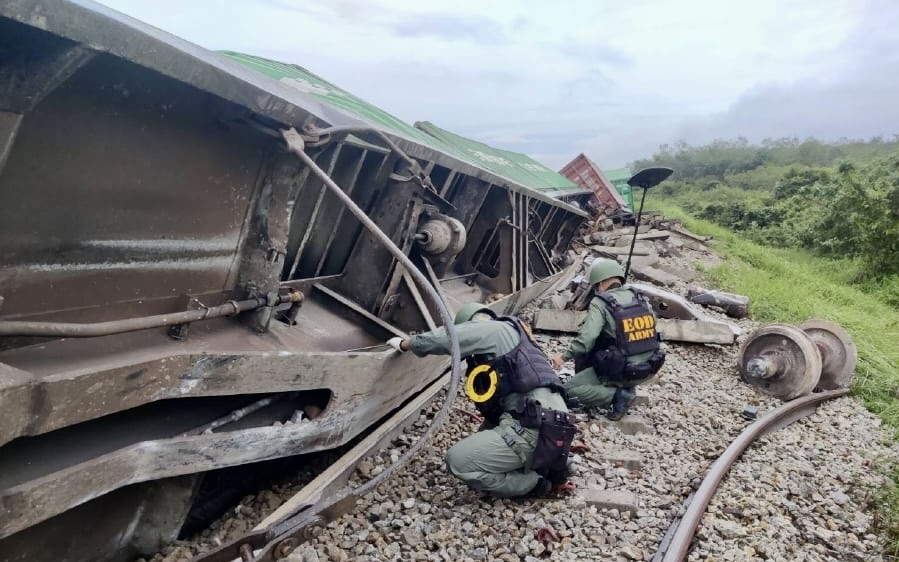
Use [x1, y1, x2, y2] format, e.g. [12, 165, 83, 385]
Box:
[145, 234, 899, 562]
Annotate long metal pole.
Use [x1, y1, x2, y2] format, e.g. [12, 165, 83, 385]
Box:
[623, 187, 649, 280]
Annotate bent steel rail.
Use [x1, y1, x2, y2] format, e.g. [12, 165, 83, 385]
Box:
[654, 389, 849, 562]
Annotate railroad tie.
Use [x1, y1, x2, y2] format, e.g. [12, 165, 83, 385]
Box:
[598, 415, 654, 435]
[579, 489, 639, 517]
[600, 449, 644, 472]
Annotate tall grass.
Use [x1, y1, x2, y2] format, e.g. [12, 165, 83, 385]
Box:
[654, 201, 899, 551]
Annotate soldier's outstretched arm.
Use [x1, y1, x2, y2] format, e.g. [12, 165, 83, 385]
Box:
[388, 322, 502, 358]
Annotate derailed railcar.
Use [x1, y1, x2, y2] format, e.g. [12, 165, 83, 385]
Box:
[560, 152, 630, 217]
[0, 2, 587, 561]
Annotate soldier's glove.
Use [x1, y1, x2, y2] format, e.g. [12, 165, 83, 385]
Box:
[387, 337, 406, 352]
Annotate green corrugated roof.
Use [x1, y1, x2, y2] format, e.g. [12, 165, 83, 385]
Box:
[415, 122, 581, 194]
[218, 51, 582, 195]
[603, 167, 634, 209]
[604, 167, 632, 183]
[218, 51, 457, 153]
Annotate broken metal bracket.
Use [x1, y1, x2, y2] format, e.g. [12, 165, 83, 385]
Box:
[243, 283, 279, 334]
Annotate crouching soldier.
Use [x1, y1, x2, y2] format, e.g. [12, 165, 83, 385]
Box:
[552, 258, 665, 420]
[387, 303, 575, 498]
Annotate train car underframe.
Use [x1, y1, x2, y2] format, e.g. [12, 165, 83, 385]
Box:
[0, 4, 586, 561]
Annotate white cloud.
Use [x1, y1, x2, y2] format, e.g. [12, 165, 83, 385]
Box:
[96, 0, 898, 169]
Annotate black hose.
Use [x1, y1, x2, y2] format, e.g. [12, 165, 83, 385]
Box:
[279, 127, 463, 522]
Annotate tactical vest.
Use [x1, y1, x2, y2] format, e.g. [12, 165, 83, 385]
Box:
[465, 316, 565, 423]
[577, 288, 665, 383]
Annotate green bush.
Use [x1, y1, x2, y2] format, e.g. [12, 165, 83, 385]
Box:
[634, 139, 899, 279]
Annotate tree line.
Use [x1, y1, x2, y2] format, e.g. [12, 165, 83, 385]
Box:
[631, 137, 899, 278]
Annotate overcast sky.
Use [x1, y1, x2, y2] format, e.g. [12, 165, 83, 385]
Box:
[98, 0, 899, 170]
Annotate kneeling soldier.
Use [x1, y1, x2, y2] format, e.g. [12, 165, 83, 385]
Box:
[387, 303, 574, 498]
[552, 258, 665, 420]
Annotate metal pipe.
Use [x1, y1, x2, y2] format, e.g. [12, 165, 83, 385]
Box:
[439, 271, 480, 283]
[0, 292, 303, 338]
[658, 389, 848, 562]
[279, 127, 462, 518]
[510, 191, 519, 294]
[420, 258, 453, 309]
[310, 125, 418, 169]
[401, 270, 437, 331]
[624, 187, 649, 280]
[519, 193, 527, 289]
[287, 143, 344, 280]
[313, 148, 371, 276]
[309, 125, 445, 195]
[181, 395, 282, 437]
[313, 283, 407, 339]
[472, 224, 501, 276]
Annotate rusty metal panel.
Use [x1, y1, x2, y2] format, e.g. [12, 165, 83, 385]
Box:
[0, 54, 270, 320]
[605, 166, 635, 208]
[0, 1, 327, 133]
[0, 3, 588, 219]
[0, 344, 449, 537]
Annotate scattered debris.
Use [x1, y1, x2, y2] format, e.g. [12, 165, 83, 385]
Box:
[629, 255, 661, 269]
[628, 265, 680, 287]
[538, 211, 742, 349]
[589, 244, 652, 257]
[534, 310, 587, 333]
[635, 230, 670, 241]
[686, 286, 750, 318]
[657, 318, 739, 345]
[146, 206, 897, 562]
[669, 225, 711, 244]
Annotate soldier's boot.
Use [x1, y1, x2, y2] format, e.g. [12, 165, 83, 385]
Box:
[606, 386, 636, 421]
[526, 477, 553, 498]
[564, 395, 584, 411]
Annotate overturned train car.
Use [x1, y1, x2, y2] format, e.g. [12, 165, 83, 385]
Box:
[0, 2, 587, 561]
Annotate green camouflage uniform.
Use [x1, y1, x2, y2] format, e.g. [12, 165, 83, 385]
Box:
[409, 320, 568, 498]
[562, 286, 655, 408]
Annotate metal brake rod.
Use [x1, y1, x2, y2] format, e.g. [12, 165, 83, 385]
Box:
[0, 292, 303, 337]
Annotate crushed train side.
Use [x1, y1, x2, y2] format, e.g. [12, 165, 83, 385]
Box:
[0, 2, 587, 561]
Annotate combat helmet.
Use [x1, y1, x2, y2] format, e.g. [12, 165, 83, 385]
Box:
[588, 258, 625, 286]
[454, 302, 497, 325]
